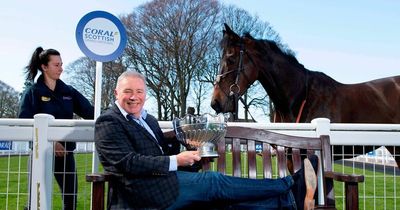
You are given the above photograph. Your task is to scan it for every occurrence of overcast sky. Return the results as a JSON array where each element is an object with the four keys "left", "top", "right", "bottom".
[{"left": 1, "top": 0, "right": 399, "bottom": 95}]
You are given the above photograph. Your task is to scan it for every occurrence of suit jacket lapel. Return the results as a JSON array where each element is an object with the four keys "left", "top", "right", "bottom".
[
  {"left": 136, "top": 121, "right": 160, "bottom": 145},
  {"left": 144, "top": 117, "right": 164, "bottom": 146},
  {"left": 115, "top": 106, "right": 163, "bottom": 153}
]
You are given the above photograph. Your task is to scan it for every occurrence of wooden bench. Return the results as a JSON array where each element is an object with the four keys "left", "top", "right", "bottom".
[{"left": 87, "top": 126, "right": 364, "bottom": 210}]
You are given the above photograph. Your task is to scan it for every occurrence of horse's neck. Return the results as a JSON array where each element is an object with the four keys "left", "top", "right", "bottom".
[
  {"left": 262, "top": 66, "right": 340, "bottom": 122},
  {"left": 260, "top": 64, "right": 307, "bottom": 107}
]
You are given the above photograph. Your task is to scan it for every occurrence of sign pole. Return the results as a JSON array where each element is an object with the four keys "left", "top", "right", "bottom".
[
  {"left": 94, "top": 61, "right": 102, "bottom": 118},
  {"left": 92, "top": 61, "right": 102, "bottom": 173}
]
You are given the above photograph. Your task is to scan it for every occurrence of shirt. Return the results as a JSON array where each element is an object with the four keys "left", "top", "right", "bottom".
[{"left": 114, "top": 101, "right": 177, "bottom": 171}]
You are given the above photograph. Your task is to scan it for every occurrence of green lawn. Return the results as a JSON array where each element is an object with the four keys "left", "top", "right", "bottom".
[
  {"left": 332, "top": 163, "right": 400, "bottom": 210},
  {"left": 0, "top": 153, "right": 399, "bottom": 210},
  {"left": 206, "top": 153, "right": 400, "bottom": 210},
  {"left": 0, "top": 153, "right": 95, "bottom": 210}
]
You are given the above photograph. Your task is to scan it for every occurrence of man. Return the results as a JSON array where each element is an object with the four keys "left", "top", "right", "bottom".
[{"left": 95, "top": 71, "right": 317, "bottom": 210}]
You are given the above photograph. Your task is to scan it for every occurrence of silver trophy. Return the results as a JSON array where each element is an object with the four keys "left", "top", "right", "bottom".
[{"left": 173, "top": 113, "right": 229, "bottom": 157}]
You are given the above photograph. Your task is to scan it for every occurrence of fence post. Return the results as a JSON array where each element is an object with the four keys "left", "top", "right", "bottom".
[
  {"left": 31, "top": 114, "right": 54, "bottom": 210},
  {"left": 312, "top": 118, "right": 331, "bottom": 136},
  {"left": 311, "top": 118, "right": 331, "bottom": 206}
]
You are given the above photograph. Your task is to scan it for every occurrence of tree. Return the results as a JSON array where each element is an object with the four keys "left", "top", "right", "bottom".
[
  {"left": 121, "top": 0, "right": 221, "bottom": 120},
  {"left": 65, "top": 57, "right": 127, "bottom": 111},
  {"left": 0, "top": 81, "right": 19, "bottom": 118},
  {"left": 65, "top": 57, "right": 96, "bottom": 103}
]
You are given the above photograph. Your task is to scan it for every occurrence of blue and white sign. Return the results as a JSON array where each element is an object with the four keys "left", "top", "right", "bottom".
[
  {"left": 0, "top": 141, "right": 12, "bottom": 150},
  {"left": 256, "top": 144, "right": 262, "bottom": 153},
  {"left": 76, "top": 11, "right": 127, "bottom": 62}
]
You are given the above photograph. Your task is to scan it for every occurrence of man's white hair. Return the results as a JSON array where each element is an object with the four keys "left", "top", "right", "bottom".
[{"left": 116, "top": 71, "right": 147, "bottom": 90}]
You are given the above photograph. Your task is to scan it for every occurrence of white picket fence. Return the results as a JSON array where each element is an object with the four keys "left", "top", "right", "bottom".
[{"left": 0, "top": 114, "right": 399, "bottom": 210}]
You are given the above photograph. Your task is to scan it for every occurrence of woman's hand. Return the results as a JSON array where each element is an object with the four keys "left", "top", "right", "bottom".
[{"left": 54, "top": 142, "right": 66, "bottom": 157}]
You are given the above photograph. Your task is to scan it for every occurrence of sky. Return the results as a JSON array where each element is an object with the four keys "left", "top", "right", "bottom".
[{"left": 1, "top": 0, "right": 399, "bottom": 94}]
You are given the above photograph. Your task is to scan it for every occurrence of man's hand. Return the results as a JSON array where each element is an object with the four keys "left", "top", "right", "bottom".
[
  {"left": 176, "top": 150, "right": 201, "bottom": 167},
  {"left": 54, "top": 142, "right": 66, "bottom": 157}
]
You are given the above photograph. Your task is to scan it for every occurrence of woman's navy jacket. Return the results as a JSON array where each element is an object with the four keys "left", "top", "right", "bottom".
[{"left": 18, "top": 75, "right": 94, "bottom": 151}]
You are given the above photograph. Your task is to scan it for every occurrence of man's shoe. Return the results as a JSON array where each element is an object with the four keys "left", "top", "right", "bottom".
[
  {"left": 304, "top": 158, "right": 317, "bottom": 210},
  {"left": 291, "top": 155, "right": 318, "bottom": 210}
]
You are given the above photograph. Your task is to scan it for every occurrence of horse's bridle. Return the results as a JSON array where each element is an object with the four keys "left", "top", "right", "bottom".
[
  {"left": 214, "top": 39, "right": 249, "bottom": 98},
  {"left": 213, "top": 38, "right": 255, "bottom": 120}
]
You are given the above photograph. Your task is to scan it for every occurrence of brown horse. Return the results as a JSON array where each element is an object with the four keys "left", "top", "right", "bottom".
[{"left": 211, "top": 24, "right": 400, "bottom": 166}]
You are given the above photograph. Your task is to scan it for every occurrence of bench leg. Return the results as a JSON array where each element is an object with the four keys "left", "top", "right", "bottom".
[
  {"left": 91, "top": 182, "right": 105, "bottom": 210},
  {"left": 345, "top": 182, "right": 359, "bottom": 210}
]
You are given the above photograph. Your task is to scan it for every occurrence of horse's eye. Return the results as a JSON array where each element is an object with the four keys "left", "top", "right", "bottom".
[{"left": 227, "top": 57, "right": 235, "bottom": 65}]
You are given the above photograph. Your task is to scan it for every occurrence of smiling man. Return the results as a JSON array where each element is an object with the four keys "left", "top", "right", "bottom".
[{"left": 94, "top": 70, "right": 317, "bottom": 210}]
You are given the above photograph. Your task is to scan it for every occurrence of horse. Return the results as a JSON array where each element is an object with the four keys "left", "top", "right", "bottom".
[{"left": 211, "top": 23, "right": 400, "bottom": 167}]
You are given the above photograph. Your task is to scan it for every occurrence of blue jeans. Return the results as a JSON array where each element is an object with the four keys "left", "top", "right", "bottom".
[{"left": 166, "top": 171, "right": 297, "bottom": 210}]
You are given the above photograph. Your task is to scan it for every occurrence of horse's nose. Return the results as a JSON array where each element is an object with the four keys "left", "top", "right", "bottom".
[{"left": 211, "top": 100, "right": 221, "bottom": 113}]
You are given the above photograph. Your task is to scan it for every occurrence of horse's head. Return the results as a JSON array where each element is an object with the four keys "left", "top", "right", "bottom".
[{"left": 211, "top": 24, "right": 259, "bottom": 114}]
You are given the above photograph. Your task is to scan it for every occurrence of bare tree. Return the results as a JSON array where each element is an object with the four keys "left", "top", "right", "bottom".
[
  {"left": 65, "top": 57, "right": 96, "bottom": 103},
  {"left": 0, "top": 81, "right": 19, "bottom": 118},
  {"left": 190, "top": 78, "right": 208, "bottom": 115},
  {"left": 241, "top": 81, "right": 270, "bottom": 122},
  {"left": 65, "top": 57, "right": 127, "bottom": 111},
  {"left": 221, "top": 5, "right": 284, "bottom": 46},
  {"left": 122, "top": 0, "right": 221, "bottom": 120}
]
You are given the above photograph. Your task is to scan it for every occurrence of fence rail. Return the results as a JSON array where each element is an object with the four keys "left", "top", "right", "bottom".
[{"left": 0, "top": 114, "right": 399, "bottom": 210}]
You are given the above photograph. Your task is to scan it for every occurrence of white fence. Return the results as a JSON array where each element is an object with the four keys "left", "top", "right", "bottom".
[{"left": 0, "top": 114, "right": 399, "bottom": 209}]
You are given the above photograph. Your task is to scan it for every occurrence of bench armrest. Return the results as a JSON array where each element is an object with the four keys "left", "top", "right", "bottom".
[
  {"left": 323, "top": 171, "right": 364, "bottom": 210},
  {"left": 86, "top": 173, "right": 111, "bottom": 210},
  {"left": 324, "top": 171, "right": 364, "bottom": 183},
  {"left": 86, "top": 173, "right": 111, "bottom": 182}
]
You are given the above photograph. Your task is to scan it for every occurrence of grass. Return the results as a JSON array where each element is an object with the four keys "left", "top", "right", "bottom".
[
  {"left": 332, "top": 163, "right": 400, "bottom": 210},
  {"left": 0, "top": 153, "right": 399, "bottom": 210},
  {"left": 0, "top": 153, "right": 95, "bottom": 210},
  {"left": 206, "top": 153, "right": 400, "bottom": 210}
]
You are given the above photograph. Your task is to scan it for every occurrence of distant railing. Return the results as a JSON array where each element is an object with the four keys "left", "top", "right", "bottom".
[{"left": 0, "top": 114, "right": 399, "bottom": 209}]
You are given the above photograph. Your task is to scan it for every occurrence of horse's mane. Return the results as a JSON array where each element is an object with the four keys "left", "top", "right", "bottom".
[
  {"left": 220, "top": 30, "right": 312, "bottom": 74},
  {"left": 241, "top": 33, "right": 341, "bottom": 88},
  {"left": 243, "top": 33, "right": 301, "bottom": 67}
]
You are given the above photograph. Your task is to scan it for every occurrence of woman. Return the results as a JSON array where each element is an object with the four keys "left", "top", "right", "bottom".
[{"left": 19, "top": 47, "right": 94, "bottom": 210}]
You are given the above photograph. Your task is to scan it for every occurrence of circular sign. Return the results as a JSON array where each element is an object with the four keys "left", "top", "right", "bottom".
[{"left": 76, "top": 11, "right": 127, "bottom": 62}]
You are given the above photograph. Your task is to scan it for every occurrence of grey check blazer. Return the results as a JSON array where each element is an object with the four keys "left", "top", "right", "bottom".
[{"left": 95, "top": 105, "right": 180, "bottom": 209}]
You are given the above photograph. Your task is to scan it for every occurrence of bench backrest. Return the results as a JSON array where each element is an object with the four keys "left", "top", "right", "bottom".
[{"left": 186, "top": 126, "right": 334, "bottom": 206}]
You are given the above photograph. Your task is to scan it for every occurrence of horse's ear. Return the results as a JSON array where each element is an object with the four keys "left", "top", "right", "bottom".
[
  {"left": 223, "top": 23, "right": 241, "bottom": 41},
  {"left": 224, "top": 23, "right": 234, "bottom": 34}
]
